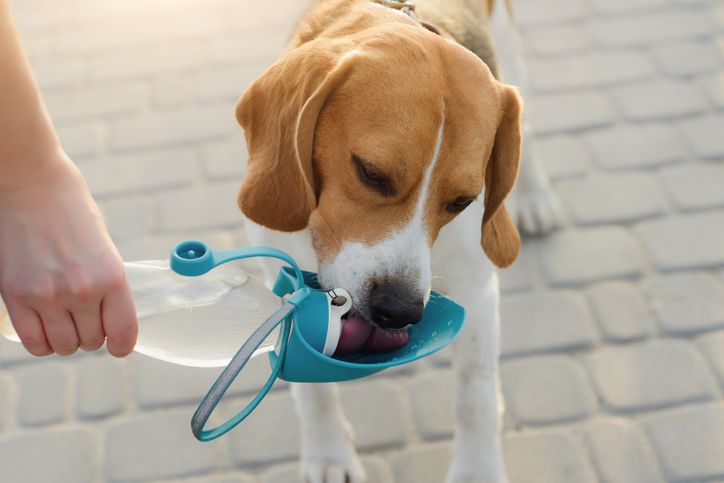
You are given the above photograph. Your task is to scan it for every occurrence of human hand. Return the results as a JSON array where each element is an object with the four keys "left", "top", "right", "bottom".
[{"left": 0, "top": 150, "right": 138, "bottom": 357}]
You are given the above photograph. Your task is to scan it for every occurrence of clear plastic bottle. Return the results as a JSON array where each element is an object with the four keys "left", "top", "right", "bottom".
[{"left": 0, "top": 261, "right": 281, "bottom": 368}]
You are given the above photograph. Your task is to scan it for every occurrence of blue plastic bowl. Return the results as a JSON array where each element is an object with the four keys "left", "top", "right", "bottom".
[{"left": 171, "top": 240, "right": 465, "bottom": 441}]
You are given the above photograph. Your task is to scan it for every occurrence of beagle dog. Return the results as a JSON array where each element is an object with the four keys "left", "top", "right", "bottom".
[{"left": 238, "top": 0, "right": 558, "bottom": 481}]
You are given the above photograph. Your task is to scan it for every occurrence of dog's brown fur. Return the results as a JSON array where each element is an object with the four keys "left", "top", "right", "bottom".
[{"left": 236, "top": 0, "right": 522, "bottom": 268}]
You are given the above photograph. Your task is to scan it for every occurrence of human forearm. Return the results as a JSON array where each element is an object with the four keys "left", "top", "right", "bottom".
[{"left": 0, "top": 0, "right": 62, "bottom": 190}]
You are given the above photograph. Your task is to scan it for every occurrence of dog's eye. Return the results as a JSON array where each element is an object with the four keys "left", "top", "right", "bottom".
[
  {"left": 352, "top": 154, "right": 396, "bottom": 197},
  {"left": 446, "top": 196, "right": 476, "bottom": 213}
]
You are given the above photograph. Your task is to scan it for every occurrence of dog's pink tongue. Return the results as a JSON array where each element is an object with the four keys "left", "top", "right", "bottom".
[
  {"left": 335, "top": 315, "right": 373, "bottom": 354},
  {"left": 335, "top": 315, "right": 410, "bottom": 355}
]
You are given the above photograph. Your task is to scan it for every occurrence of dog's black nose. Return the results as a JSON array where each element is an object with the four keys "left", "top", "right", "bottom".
[{"left": 369, "top": 283, "right": 423, "bottom": 329}]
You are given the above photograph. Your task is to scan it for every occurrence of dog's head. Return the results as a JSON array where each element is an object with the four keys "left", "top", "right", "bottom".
[{"left": 236, "top": 25, "right": 521, "bottom": 329}]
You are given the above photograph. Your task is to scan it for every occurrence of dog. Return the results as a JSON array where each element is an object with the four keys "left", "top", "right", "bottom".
[{"left": 237, "top": 0, "right": 559, "bottom": 481}]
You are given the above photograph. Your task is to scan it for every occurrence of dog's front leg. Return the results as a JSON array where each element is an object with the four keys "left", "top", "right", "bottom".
[
  {"left": 446, "top": 276, "right": 508, "bottom": 483},
  {"left": 292, "top": 383, "right": 366, "bottom": 483},
  {"left": 243, "top": 221, "right": 365, "bottom": 483},
  {"left": 432, "top": 206, "right": 508, "bottom": 483}
]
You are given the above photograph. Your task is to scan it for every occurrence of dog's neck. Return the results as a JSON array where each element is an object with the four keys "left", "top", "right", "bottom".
[{"left": 291, "top": 0, "right": 436, "bottom": 48}]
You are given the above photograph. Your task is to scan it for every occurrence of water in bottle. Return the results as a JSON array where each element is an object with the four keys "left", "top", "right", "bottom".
[{"left": 0, "top": 260, "right": 281, "bottom": 368}]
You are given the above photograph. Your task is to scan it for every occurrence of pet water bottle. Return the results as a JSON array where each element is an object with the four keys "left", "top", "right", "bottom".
[{"left": 0, "top": 259, "right": 282, "bottom": 368}]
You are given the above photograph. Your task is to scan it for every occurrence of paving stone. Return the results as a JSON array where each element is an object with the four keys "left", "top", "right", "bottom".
[
  {"left": 537, "top": 227, "right": 645, "bottom": 286},
  {"left": 501, "top": 291, "right": 598, "bottom": 357},
  {"left": 585, "top": 281, "right": 656, "bottom": 343},
  {"left": 588, "top": 10, "right": 715, "bottom": 47},
  {"left": 643, "top": 272, "right": 724, "bottom": 336},
  {"left": 100, "top": 196, "right": 155, "bottom": 243},
  {"left": 652, "top": 41, "right": 722, "bottom": 77},
  {"left": 0, "top": 428, "right": 97, "bottom": 483},
  {"left": 644, "top": 404, "right": 724, "bottom": 481},
  {"left": 45, "top": 83, "right": 145, "bottom": 123},
  {"left": 523, "top": 24, "right": 593, "bottom": 56},
  {"left": 426, "top": 345, "right": 453, "bottom": 368},
  {"left": 57, "top": 122, "right": 101, "bottom": 160},
  {"left": 530, "top": 91, "right": 616, "bottom": 135},
  {"left": 697, "top": 331, "right": 724, "bottom": 388},
  {"left": 557, "top": 173, "right": 668, "bottom": 225},
  {"left": 206, "top": 31, "right": 289, "bottom": 65},
  {"left": 78, "top": 149, "right": 197, "bottom": 198},
  {"left": 660, "top": 164, "right": 724, "bottom": 211},
  {"left": 159, "top": 473, "right": 255, "bottom": 483},
  {"left": 585, "top": 418, "right": 663, "bottom": 483},
  {"left": 340, "top": 381, "right": 408, "bottom": 450},
  {"left": 537, "top": 134, "right": 591, "bottom": 180},
  {"left": 716, "top": 5, "right": 724, "bottom": 29},
  {"left": 194, "top": 65, "right": 268, "bottom": 104},
  {"left": 88, "top": 46, "right": 209, "bottom": 83},
  {"left": 504, "top": 430, "right": 597, "bottom": 483},
  {"left": 48, "top": 22, "right": 161, "bottom": 56},
  {"left": 165, "top": 12, "right": 226, "bottom": 41},
  {"left": 109, "top": 105, "right": 234, "bottom": 151},
  {"left": 14, "top": 363, "right": 68, "bottom": 426},
  {"left": 201, "top": 136, "right": 248, "bottom": 180},
  {"left": 227, "top": 391, "right": 300, "bottom": 468},
  {"left": 0, "top": 335, "right": 35, "bottom": 365},
  {"left": 13, "top": 6, "right": 69, "bottom": 35},
  {"left": 76, "top": 355, "right": 125, "bottom": 419},
  {"left": 65, "top": 0, "right": 148, "bottom": 24},
  {"left": 32, "top": 59, "right": 82, "bottom": 91},
  {"left": 152, "top": 77, "right": 191, "bottom": 108},
  {"left": 407, "top": 370, "right": 454, "bottom": 440},
  {"left": 588, "top": 0, "right": 667, "bottom": 14},
  {"left": 499, "top": 249, "right": 534, "bottom": 293},
  {"left": 635, "top": 212, "right": 724, "bottom": 271},
  {"left": 529, "top": 52, "right": 655, "bottom": 92},
  {"left": 391, "top": 443, "right": 451, "bottom": 483},
  {"left": 610, "top": 79, "right": 708, "bottom": 121},
  {"left": 155, "top": 182, "right": 243, "bottom": 231},
  {"left": 584, "top": 123, "right": 687, "bottom": 170},
  {"left": 679, "top": 114, "right": 724, "bottom": 159},
  {"left": 0, "top": 374, "right": 11, "bottom": 431},
  {"left": 700, "top": 71, "right": 724, "bottom": 109},
  {"left": 261, "top": 457, "right": 394, "bottom": 483},
  {"left": 116, "top": 230, "right": 233, "bottom": 260},
  {"left": 105, "top": 408, "right": 219, "bottom": 481},
  {"left": 586, "top": 340, "right": 717, "bottom": 412},
  {"left": 501, "top": 356, "right": 596, "bottom": 425},
  {"left": 132, "top": 352, "right": 279, "bottom": 409}
]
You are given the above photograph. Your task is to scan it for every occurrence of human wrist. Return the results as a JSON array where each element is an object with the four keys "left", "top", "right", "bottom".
[{"left": 0, "top": 144, "right": 78, "bottom": 192}]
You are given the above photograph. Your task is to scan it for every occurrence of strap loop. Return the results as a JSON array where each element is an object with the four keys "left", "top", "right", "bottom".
[{"left": 191, "top": 301, "right": 295, "bottom": 441}]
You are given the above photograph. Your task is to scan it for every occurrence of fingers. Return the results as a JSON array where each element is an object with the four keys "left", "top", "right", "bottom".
[
  {"left": 3, "top": 298, "right": 52, "bottom": 356},
  {"left": 2, "top": 271, "right": 133, "bottom": 358},
  {"left": 70, "top": 303, "right": 105, "bottom": 351},
  {"left": 101, "top": 278, "right": 137, "bottom": 358},
  {"left": 38, "top": 307, "right": 79, "bottom": 356}
]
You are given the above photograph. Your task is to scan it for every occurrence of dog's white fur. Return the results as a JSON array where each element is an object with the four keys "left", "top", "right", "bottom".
[
  {"left": 244, "top": 1, "right": 558, "bottom": 481},
  {"left": 318, "top": 116, "right": 445, "bottom": 310}
]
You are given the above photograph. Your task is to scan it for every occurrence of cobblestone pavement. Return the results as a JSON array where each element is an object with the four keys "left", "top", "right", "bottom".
[{"left": 1, "top": 0, "right": 724, "bottom": 481}]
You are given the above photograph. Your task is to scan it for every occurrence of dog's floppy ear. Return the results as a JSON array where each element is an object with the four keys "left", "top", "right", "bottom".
[
  {"left": 236, "top": 40, "right": 357, "bottom": 231},
  {"left": 481, "top": 85, "right": 522, "bottom": 268}
]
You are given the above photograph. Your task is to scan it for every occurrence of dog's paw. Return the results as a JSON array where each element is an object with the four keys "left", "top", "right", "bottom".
[
  {"left": 301, "top": 459, "right": 366, "bottom": 483},
  {"left": 299, "top": 432, "right": 366, "bottom": 483},
  {"left": 445, "top": 453, "right": 508, "bottom": 483},
  {"left": 508, "top": 185, "right": 561, "bottom": 237}
]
